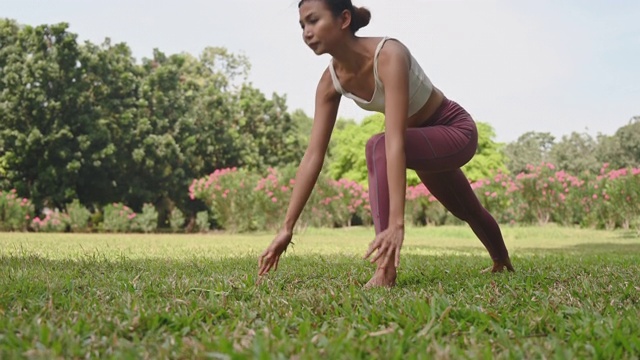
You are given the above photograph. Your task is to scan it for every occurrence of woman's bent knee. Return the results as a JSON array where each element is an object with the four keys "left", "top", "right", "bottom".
[{"left": 366, "top": 133, "right": 385, "bottom": 161}]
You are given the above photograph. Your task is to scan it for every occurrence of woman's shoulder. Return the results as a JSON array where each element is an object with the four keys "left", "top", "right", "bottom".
[
  {"left": 315, "top": 66, "right": 342, "bottom": 100},
  {"left": 376, "top": 37, "right": 411, "bottom": 64}
]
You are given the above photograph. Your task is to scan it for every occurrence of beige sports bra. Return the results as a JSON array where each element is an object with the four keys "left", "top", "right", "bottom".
[{"left": 328, "top": 37, "right": 434, "bottom": 117}]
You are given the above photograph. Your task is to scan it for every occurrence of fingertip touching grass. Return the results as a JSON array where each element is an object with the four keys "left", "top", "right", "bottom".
[{"left": 1, "top": 226, "right": 639, "bottom": 359}]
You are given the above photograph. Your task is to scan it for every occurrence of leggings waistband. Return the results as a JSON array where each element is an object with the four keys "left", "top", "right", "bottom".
[{"left": 419, "top": 97, "right": 470, "bottom": 127}]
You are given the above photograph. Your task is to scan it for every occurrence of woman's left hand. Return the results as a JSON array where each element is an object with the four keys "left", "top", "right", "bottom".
[{"left": 363, "top": 225, "right": 404, "bottom": 269}]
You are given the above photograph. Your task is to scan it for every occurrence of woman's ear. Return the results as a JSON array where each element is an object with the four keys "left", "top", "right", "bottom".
[{"left": 339, "top": 9, "right": 352, "bottom": 31}]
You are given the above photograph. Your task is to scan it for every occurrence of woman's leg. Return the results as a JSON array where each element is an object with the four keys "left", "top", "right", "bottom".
[
  {"left": 415, "top": 169, "right": 511, "bottom": 268},
  {"left": 365, "top": 112, "right": 512, "bottom": 277},
  {"left": 365, "top": 120, "right": 477, "bottom": 235}
]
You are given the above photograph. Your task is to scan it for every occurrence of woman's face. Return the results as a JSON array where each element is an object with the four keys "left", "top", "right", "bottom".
[{"left": 299, "top": 1, "right": 348, "bottom": 55}]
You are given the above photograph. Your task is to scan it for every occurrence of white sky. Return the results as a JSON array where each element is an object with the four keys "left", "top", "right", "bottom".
[{"left": 3, "top": 0, "right": 639, "bottom": 142}]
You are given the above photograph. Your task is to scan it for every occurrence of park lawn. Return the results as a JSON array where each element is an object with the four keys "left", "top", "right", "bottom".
[{"left": 0, "top": 226, "right": 639, "bottom": 359}]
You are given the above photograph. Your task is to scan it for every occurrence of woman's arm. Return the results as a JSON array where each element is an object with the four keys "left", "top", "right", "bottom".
[
  {"left": 377, "top": 41, "right": 411, "bottom": 229},
  {"left": 259, "top": 69, "right": 340, "bottom": 277},
  {"left": 363, "top": 40, "right": 411, "bottom": 269},
  {"left": 281, "top": 68, "right": 341, "bottom": 233}
]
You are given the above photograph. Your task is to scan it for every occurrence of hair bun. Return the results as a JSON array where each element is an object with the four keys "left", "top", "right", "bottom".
[{"left": 350, "top": 6, "right": 371, "bottom": 33}]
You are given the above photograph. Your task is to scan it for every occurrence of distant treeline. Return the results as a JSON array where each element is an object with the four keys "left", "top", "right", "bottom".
[{"left": 1, "top": 19, "right": 638, "bottom": 229}]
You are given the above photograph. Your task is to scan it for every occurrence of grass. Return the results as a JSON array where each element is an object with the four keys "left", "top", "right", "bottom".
[{"left": 1, "top": 225, "right": 639, "bottom": 359}]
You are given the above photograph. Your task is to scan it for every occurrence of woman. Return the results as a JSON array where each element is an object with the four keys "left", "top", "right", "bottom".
[{"left": 258, "top": 0, "right": 514, "bottom": 287}]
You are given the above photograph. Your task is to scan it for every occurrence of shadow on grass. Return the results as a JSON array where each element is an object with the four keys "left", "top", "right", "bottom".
[
  {"left": 405, "top": 242, "right": 640, "bottom": 257},
  {"left": 3, "top": 246, "right": 637, "bottom": 296}
]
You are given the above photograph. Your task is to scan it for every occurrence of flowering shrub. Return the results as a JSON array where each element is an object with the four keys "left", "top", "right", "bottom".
[
  {"left": 31, "top": 209, "right": 69, "bottom": 232},
  {"left": 0, "top": 189, "right": 34, "bottom": 231},
  {"left": 190, "top": 168, "right": 373, "bottom": 231},
  {"left": 190, "top": 167, "right": 259, "bottom": 232},
  {"left": 253, "top": 167, "right": 291, "bottom": 231},
  {"left": 406, "top": 184, "right": 440, "bottom": 225},
  {"left": 191, "top": 164, "right": 640, "bottom": 232},
  {"left": 327, "top": 179, "right": 370, "bottom": 227},
  {"left": 588, "top": 166, "right": 640, "bottom": 229},
  {"left": 8, "top": 163, "right": 640, "bottom": 234},
  {"left": 102, "top": 203, "right": 136, "bottom": 232}
]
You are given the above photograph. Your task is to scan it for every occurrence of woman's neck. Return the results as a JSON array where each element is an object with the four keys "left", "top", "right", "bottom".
[{"left": 330, "top": 36, "right": 372, "bottom": 75}]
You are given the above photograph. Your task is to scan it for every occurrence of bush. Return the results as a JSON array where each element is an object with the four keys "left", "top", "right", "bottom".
[
  {"left": 195, "top": 211, "right": 209, "bottom": 233},
  {"left": 169, "top": 207, "right": 185, "bottom": 233},
  {"left": 134, "top": 203, "right": 158, "bottom": 233},
  {"left": 0, "top": 189, "right": 34, "bottom": 231},
  {"left": 102, "top": 203, "right": 136, "bottom": 233},
  {"left": 190, "top": 168, "right": 259, "bottom": 232},
  {"left": 66, "top": 200, "right": 91, "bottom": 232},
  {"left": 191, "top": 164, "right": 640, "bottom": 232},
  {"left": 190, "top": 168, "right": 372, "bottom": 231},
  {"left": 31, "top": 209, "right": 69, "bottom": 232}
]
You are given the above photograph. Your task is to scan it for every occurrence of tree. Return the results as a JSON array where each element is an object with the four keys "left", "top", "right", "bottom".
[
  {"left": 462, "top": 122, "right": 507, "bottom": 181},
  {"left": 0, "top": 20, "right": 99, "bottom": 208},
  {"left": 503, "top": 131, "right": 555, "bottom": 174},
  {"left": 595, "top": 133, "right": 624, "bottom": 169},
  {"left": 0, "top": 20, "right": 305, "bottom": 217},
  {"left": 549, "top": 132, "right": 599, "bottom": 174},
  {"left": 613, "top": 117, "right": 640, "bottom": 168},
  {"left": 328, "top": 113, "right": 385, "bottom": 185},
  {"left": 291, "top": 108, "right": 313, "bottom": 142}
]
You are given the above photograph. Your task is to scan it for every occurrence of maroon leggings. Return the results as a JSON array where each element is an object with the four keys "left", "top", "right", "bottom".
[{"left": 365, "top": 98, "right": 509, "bottom": 261}]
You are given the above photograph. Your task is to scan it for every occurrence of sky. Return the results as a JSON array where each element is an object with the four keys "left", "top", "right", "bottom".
[{"left": 3, "top": 0, "right": 639, "bottom": 142}]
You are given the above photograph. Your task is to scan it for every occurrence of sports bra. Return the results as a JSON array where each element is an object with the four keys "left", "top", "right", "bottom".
[{"left": 328, "top": 37, "right": 434, "bottom": 117}]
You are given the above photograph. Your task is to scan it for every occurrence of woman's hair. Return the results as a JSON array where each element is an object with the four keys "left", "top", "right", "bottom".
[{"left": 298, "top": 0, "right": 371, "bottom": 34}]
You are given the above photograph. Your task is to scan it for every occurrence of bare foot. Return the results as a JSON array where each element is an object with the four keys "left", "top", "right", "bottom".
[
  {"left": 481, "top": 258, "right": 515, "bottom": 273},
  {"left": 364, "top": 267, "right": 397, "bottom": 288}
]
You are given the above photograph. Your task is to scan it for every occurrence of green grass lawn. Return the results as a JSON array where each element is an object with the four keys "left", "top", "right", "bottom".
[{"left": 1, "top": 226, "right": 639, "bottom": 359}]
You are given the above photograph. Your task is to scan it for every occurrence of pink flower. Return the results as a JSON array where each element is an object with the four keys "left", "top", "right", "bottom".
[
  {"left": 592, "top": 194, "right": 598, "bottom": 199},
  {"left": 271, "top": 197, "right": 277, "bottom": 203}
]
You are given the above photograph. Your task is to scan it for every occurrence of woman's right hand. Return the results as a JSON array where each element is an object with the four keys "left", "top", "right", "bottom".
[{"left": 257, "top": 230, "right": 293, "bottom": 277}]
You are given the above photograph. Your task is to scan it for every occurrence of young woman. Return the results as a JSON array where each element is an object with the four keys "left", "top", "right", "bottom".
[{"left": 258, "top": 0, "right": 514, "bottom": 287}]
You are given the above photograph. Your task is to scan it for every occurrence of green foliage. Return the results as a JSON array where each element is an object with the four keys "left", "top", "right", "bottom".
[
  {"left": 549, "top": 132, "right": 599, "bottom": 174},
  {"left": 328, "top": 113, "right": 384, "bottom": 185},
  {"left": 134, "top": 203, "right": 158, "bottom": 233},
  {"left": 0, "top": 19, "right": 305, "bottom": 216},
  {"left": 0, "top": 189, "right": 34, "bottom": 231},
  {"left": 503, "top": 131, "right": 555, "bottom": 174},
  {"left": 102, "top": 203, "right": 135, "bottom": 233},
  {"left": 65, "top": 200, "right": 91, "bottom": 232},
  {"left": 169, "top": 207, "right": 185, "bottom": 233},
  {"left": 462, "top": 122, "right": 508, "bottom": 181},
  {"left": 195, "top": 211, "right": 210, "bottom": 233},
  {"left": 596, "top": 117, "right": 640, "bottom": 169}
]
